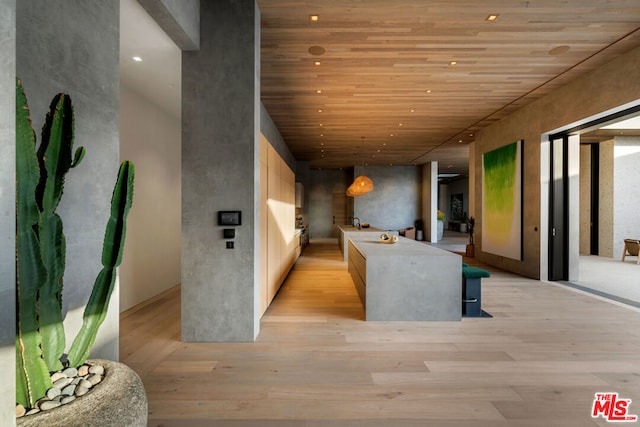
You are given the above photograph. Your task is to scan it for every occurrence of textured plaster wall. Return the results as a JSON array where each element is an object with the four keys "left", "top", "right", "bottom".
[
  {"left": 261, "top": 103, "right": 295, "bottom": 171},
  {"left": 353, "top": 166, "right": 421, "bottom": 231},
  {"left": 309, "top": 169, "right": 351, "bottom": 237},
  {"left": 182, "top": 0, "right": 260, "bottom": 341},
  {"left": 613, "top": 136, "right": 640, "bottom": 259},
  {"left": 119, "top": 84, "right": 182, "bottom": 311},
  {"left": 599, "top": 139, "right": 614, "bottom": 258},
  {"left": 16, "top": 0, "right": 121, "bottom": 358},
  {"left": 137, "top": 0, "right": 200, "bottom": 50},
  {"left": 579, "top": 144, "right": 592, "bottom": 255},
  {"left": 0, "top": 1, "right": 15, "bottom": 424},
  {"left": 473, "top": 45, "right": 640, "bottom": 279}
]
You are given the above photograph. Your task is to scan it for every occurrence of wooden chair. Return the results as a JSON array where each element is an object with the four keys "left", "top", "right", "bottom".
[{"left": 622, "top": 239, "right": 640, "bottom": 264}]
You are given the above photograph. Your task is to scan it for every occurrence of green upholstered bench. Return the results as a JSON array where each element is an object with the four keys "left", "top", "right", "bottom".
[{"left": 462, "top": 265, "right": 490, "bottom": 317}]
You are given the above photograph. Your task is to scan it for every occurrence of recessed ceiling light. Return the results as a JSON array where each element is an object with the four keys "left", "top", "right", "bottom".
[
  {"left": 319, "top": 123, "right": 323, "bottom": 127},
  {"left": 449, "top": 61, "right": 457, "bottom": 66},
  {"left": 486, "top": 14, "right": 499, "bottom": 22},
  {"left": 318, "top": 109, "right": 323, "bottom": 113},
  {"left": 377, "top": 149, "right": 381, "bottom": 152},
  {"left": 459, "top": 140, "right": 463, "bottom": 143},
  {"left": 390, "top": 134, "right": 394, "bottom": 137},
  {"left": 132, "top": 56, "right": 142, "bottom": 62},
  {"left": 383, "top": 142, "right": 387, "bottom": 146},
  {"left": 425, "top": 89, "right": 432, "bottom": 93},
  {"left": 316, "top": 89, "right": 322, "bottom": 94},
  {"left": 309, "top": 15, "right": 319, "bottom": 22},
  {"left": 314, "top": 61, "right": 321, "bottom": 66},
  {"left": 398, "top": 123, "right": 403, "bottom": 127},
  {"left": 410, "top": 109, "right": 415, "bottom": 113}
]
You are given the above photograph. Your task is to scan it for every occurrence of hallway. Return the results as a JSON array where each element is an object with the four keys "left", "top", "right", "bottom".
[{"left": 121, "top": 239, "right": 640, "bottom": 426}]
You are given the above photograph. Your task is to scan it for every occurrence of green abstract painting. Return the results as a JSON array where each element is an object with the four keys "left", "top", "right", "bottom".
[{"left": 482, "top": 140, "right": 522, "bottom": 260}]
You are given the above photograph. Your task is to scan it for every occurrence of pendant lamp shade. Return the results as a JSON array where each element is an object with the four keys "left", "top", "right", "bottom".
[{"left": 346, "top": 175, "right": 374, "bottom": 197}]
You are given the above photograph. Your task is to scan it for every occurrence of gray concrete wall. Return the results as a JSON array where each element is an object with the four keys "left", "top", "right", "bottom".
[
  {"left": 261, "top": 102, "right": 295, "bottom": 171},
  {"left": 353, "top": 165, "right": 421, "bottom": 231},
  {"left": 16, "top": 0, "right": 121, "bottom": 358},
  {"left": 473, "top": 45, "right": 640, "bottom": 279},
  {"left": 309, "top": 169, "right": 351, "bottom": 238},
  {"left": 182, "top": 0, "right": 260, "bottom": 341},
  {"left": 137, "top": 0, "right": 199, "bottom": 50},
  {"left": 0, "top": 1, "right": 15, "bottom": 424}
]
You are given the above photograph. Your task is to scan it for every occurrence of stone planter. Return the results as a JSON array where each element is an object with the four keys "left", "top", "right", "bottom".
[
  {"left": 437, "top": 220, "right": 444, "bottom": 241},
  {"left": 17, "top": 360, "right": 147, "bottom": 427}
]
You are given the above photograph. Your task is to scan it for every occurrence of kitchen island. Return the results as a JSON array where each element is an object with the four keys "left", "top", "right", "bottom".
[
  {"left": 347, "top": 234, "right": 461, "bottom": 321},
  {"left": 337, "top": 224, "right": 386, "bottom": 261}
]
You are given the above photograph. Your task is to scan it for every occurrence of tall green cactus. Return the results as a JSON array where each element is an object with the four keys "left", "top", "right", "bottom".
[
  {"left": 67, "top": 161, "right": 135, "bottom": 367},
  {"left": 15, "top": 79, "right": 135, "bottom": 409}
]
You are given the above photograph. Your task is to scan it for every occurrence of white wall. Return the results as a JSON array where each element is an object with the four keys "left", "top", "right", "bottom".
[{"left": 119, "top": 83, "right": 182, "bottom": 311}]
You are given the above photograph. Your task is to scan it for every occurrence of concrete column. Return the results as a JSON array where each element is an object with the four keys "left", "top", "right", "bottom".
[
  {"left": 0, "top": 1, "right": 16, "bottom": 424},
  {"left": 422, "top": 162, "right": 438, "bottom": 242},
  {"left": 182, "top": 0, "right": 261, "bottom": 341}
]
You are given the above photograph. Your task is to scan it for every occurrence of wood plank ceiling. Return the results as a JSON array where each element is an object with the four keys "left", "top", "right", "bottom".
[{"left": 258, "top": 0, "right": 640, "bottom": 174}]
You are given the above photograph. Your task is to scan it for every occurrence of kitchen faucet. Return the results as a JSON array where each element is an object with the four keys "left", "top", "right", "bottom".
[{"left": 352, "top": 217, "right": 361, "bottom": 230}]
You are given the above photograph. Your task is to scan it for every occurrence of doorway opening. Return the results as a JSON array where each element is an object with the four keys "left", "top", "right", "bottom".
[
  {"left": 119, "top": 0, "right": 182, "bottom": 314},
  {"left": 542, "top": 102, "right": 640, "bottom": 305}
]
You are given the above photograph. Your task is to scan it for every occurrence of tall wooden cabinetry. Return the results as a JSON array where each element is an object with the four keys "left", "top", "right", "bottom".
[{"left": 260, "top": 135, "right": 298, "bottom": 316}]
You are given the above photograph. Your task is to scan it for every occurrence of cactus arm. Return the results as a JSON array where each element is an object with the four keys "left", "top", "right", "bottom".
[
  {"left": 15, "top": 79, "right": 52, "bottom": 408},
  {"left": 72, "top": 146, "right": 85, "bottom": 168},
  {"left": 67, "top": 161, "right": 134, "bottom": 367},
  {"left": 36, "top": 93, "right": 79, "bottom": 371}
]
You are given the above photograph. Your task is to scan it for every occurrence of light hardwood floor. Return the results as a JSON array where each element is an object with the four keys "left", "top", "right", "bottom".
[{"left": 120, "top": 239, "right": 640, "bottom": 427}]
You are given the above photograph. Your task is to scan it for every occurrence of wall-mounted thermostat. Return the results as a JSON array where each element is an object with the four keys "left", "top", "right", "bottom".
[{"left": 218, "top": 210, "right": 241, "bottom": 226}]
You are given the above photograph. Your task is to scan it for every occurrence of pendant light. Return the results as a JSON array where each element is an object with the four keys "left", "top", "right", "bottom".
[
  {"left": 346, "top": 175, "right": 374, "bottom": 196},
  {"left": 346, "top": 137, "right": 374, "bottom": 197}
]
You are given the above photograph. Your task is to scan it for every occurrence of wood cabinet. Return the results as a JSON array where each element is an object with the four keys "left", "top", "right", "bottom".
[{"left": 260, "top": 135, "right": 298, "bottom": 315}]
